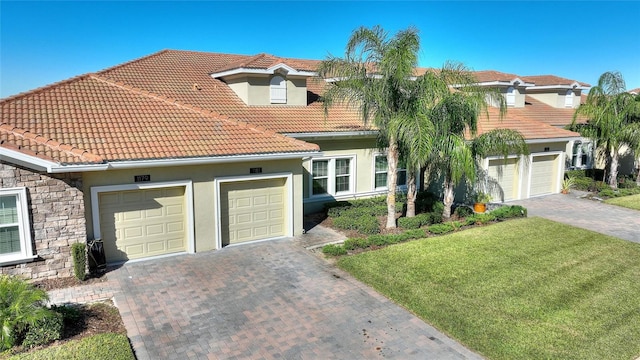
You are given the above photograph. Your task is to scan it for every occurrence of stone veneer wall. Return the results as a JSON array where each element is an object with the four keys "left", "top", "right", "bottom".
[{"left": 0, "top": 161, "right": 85, "bottom": 280}]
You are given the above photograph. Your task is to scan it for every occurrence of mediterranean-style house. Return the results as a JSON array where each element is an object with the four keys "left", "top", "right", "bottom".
[{"left": 1, "top": 50, "right": 589, "bottom": 279}]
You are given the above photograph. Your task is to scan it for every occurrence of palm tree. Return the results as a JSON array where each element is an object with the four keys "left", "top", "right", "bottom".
[
  {"left": 317, "top": 26, "right": 421, "bottom": 228},
  {"left": 573, "top": 71, "right": 640, "bottom": 188}
]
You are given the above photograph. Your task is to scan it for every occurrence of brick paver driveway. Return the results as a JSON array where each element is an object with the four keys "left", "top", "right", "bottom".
[
  {"left": 109, "top": 238, "right": 481, "bottom": 360},
  {"left": 512, "top": 193, "right": 640, "bottom": 243}
]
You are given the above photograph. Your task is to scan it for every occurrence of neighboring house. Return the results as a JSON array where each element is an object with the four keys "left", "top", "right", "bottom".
[{"left": 1, "top": 50, "right": 585, "bottom": 279}]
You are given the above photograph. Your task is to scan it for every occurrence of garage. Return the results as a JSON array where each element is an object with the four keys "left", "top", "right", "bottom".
[
  {"left": 487, "top": 158, "right": 519, "bottom": 201},
  {"left": 220, "top": 178, "right": 287, "bottom": 246},
  {"left": 98, "top": 186, "right": 187, "bottom": 263},
  {"left": 529, "top": 155, "right": 558, "bottom": 196}
]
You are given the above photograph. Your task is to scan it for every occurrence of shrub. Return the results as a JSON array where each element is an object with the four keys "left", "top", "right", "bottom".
[
  {"left": 8, "top": 333, "right": 135, "bottom": 360},
  {"left": 491, "top": 205, "right": 527, "bottom": 219},
  {"left": 471, "top": 213, "right": 497, "bottom": 225},
  {"left": 71, "top": 242, "right": 87, "bottom": 281},
  {"left": 402, "top": 229, "right": 427, "bottom": 240},
  {"left": 454, "top": 206, "right": 474, "bottom": 218},
  {"left": 0, "top": 276, "right": 52, "bottom": 350},
  {"left": 572, "top": 176, "right": 594, "bottom": 191},
  {"left": 332, "top": 215, "right": 380, "bottom": 235},
  {"left": 565, "top": 169, "right": 587, "bottom": 179},
  {"left": 322, "top": 244, "right": 347, "bottom": 256},
  {"left": 429, "top": 204, "right": 444, "bottom": 224},
  {"left": 21, "top": 311, "right": 63, "bottom": 348},
  {"left": 415, "top": 191, "right": 439, "bottom": 213},
  {"left": 427, "top": 223, "right": 454, "bottom": 234},
  {"left": 343, "top": 238, "right": 371, "bottom": 250}
]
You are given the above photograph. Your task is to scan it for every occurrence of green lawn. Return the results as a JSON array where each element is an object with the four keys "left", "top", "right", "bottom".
[
  {"left": 338, "top": 217, "right": 640, "bottom": 360},
  {"left": 604, "top": 193, "right": 640, "bottom": 210}
]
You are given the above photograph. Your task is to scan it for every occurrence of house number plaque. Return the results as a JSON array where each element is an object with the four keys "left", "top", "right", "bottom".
[{"left": 134, "top": 174, "right": 151, "bottom": 182}]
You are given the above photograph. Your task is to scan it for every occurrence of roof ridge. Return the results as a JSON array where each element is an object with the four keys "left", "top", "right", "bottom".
[
  {"left": 88, "top": 75, "right": 318, "bottom": 151},
  {"left": 96, "top": 49, "right": 170, "bottom": 75},
  {"left": 0, "top": 123, "right": 103, "bottom": 163},
  {"left": 0, "top": 73, "right": 94, "bottom": 103}
]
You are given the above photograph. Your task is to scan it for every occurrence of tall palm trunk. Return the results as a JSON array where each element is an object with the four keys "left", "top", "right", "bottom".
[
  {"left": 442, "top": 175, "right": 455, "bottom": 219},
  {"left": 386, "top": 139, "right": 399, "bottom": 228},
  {"left": 636, "top": 157, "right": 640, "bottom": 187},
  {"left": 609, "top": 147, "right": 620, "bottom": 189},
  {"left": 406, "top": 167, "right": 417, "bottom": 218}
]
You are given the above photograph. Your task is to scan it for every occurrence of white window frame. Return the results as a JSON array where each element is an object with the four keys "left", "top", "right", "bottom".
[
  {"left": 270, "top": 75, "right": 287, "bottom": 104},
  {"left": 309, "top": 156, "right": 356, "bottom": 197},
  {"left": 506, "top": 86, "right": 516, "bottom": 107},
  {"left": 571, "top": 140, "right": 593, "bottom": 169},
  {"left": 0, "top": 187, "right": 36, "bottom": 265},
  {"left": 564, "top": 89, "right": 574, "bottom": 108},
  {"left": 373, "top": 154, "right": 407, "bottom": 191}
]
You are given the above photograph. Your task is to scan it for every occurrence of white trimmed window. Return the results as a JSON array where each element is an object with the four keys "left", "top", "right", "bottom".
[
  {"left": 311, "top": 157, "right": 354, "bottom": 196},
  {"left": 270, "top": 75, "right": 287, "bottom": 104},
  {"left": 506, "top": 86, "right": 516, "bottom": 107},
  {"left": 374, "top": 155, "right": 407, "bottom": 190},
  {"left": 571, "top": 140, "right": 593, "bottom": 169},
  {"left": 565, "top": 90, "right": 574, "bottom": 108},
  {"left": 0, "top": 188, "right": 34, "bottom": 265}
]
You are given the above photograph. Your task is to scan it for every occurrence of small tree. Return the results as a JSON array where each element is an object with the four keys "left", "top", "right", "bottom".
[
  {"left": 0, "top": 275, "right": 53, "bottom": 350},
  {"left": 573, "top": 71, "right": 640, "bottom": 188}
]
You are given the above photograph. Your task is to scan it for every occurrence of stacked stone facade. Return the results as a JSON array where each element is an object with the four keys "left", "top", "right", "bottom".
[{"left": 0, "top": 161, "right": 85, "bottom": 280}]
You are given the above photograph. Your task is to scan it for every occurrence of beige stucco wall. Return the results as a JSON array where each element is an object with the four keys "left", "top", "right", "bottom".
[
  {"left": 301, "top": 137, "right": 381, "bottom": 214},
  {"left": 501, "top": 86, "right": 526, "bottom": 108},
  {"left": 528, "top": 90, "right": 580, "bottom": 109},
  {"left": 226, "top": 75, "right": 307, "bottom": 106},
  {"left": 82, "top": 158, "right": 304, "bottom": 253}
]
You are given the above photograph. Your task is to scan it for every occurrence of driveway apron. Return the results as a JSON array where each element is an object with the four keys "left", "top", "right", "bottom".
[
  {"left": 110, "top": 238, "right": 482, "bottom": 360},
  {"left": 512, "top": 193, "right": 640, "bottom": 243}
]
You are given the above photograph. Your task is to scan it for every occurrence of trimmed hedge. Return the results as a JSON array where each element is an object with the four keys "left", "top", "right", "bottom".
[
  {"left": 454, "top": 205, "right": 474, "bottom": 218},
  {"left": 321, "top": 229, "right": 428, "bottom": 256},
  {"left": 8, "top": 333, "right": 134, "bottom": 360},
  {"left": 490, "top": 205, "right": 527, "bottom": 219},
  {"left": 427, "top": 223, "right": 455, "bottom": 234},
  {"left": 332, "top": 215, "right": 380, "bottom": 235}
]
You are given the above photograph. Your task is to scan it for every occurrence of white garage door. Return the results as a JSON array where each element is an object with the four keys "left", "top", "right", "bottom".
[
  {"left": 99, "top": 187, "right": 186, "bottom": 263},
  {"left": 488, "top": 158, "right": 518, "bottom": 201},
  {"left": 530, "top": 155, "right": 557, "bottom": 196},
  {"left": 220, "top": 178, "right": 286, "bottom": 245}
]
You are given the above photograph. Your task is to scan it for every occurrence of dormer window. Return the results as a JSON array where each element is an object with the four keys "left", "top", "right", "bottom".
[
  {"left": 506, "top": 86, "right": 516, "bottom": 107},
  {"left": 270, "top": 76, "right": 287, "bottom": 104},
  {"left": 564, "top": 90, "right": 574, "bottom": 108}
]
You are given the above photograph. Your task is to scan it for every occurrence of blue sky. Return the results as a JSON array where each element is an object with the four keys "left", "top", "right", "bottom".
[{"left": 1, "top": 1, "right": 639, "bottom": 98}]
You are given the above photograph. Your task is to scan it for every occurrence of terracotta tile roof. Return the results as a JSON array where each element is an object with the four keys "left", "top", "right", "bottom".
[
  {"left": 522, "top": 75, "right": 590, "bottom": 88},
  {"left": 629, "top": 88, "right": 640, "bottom": 95},
  {"left": 473, "top": 107, "right": 581, "bottom": 141},
  {"left": 474, "top": 70, "right": 522, "bottom": 83},
  {"left": 1, "top": 73, "right": 318, "bottom": 165},
  {"left": 97, "top": 50, "right": 367, "bottom": 134},
  {"left": 2, "top": 49, "right": 589, "bottom": 166},
  {"left": 507, "top": 96, "right": 588, "bottom": 127}
]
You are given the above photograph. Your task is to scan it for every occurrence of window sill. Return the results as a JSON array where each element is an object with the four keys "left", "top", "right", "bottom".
[{"left": 0, "top": 255, "right": 38, "bottom": 267}]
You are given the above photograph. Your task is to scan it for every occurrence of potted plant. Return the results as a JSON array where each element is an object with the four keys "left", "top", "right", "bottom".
[
  {"left": 561, "top": 176, "right": 575, "bottom": 194},
  {"left": 473, "top": 192, "right": 492, "bottom": 213}
]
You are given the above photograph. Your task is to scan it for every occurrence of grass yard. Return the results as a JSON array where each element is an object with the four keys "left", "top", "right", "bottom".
[
  {"left": 604, "top": 194, "right": 640, "bottom": 210},
  {"left": 338, "top": 217, "right": 640, "bottom": 360}
]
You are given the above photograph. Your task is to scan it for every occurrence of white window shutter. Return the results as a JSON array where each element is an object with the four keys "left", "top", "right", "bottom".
[{"left": 270, "top": 76, "right": 287, "bottom": 104}]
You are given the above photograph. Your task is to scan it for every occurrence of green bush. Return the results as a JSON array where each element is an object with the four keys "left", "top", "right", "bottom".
[
  {"left": 428, "top": 223, "right": 454, "bottom": 234},
  {"left": 8, "top": 333, "right": 135, "bottom": 360},
  {"left": 454, "top": 206, "right": 474, "bottom": 218},
  {"left": 343, "top": 238, "right": 371, "bottom": 250},
  {"left": 415, "top": 191, "right": 439, "bottom": 213},
  {"left": 471, "top": 213, "right": 497, "bottom": 224},
  {"left": 402, "top": 229, "right": 427, "bottom": 240},
  {"left": 572, "top": 176, "right": 594, "bottom": 191},
  {"left": 429, "top": 204, "right": 444, "bottom": 224},
  {"left": 0, "top": 275, "right": 52, "bottom": 350},
  {"left": 322, "top": 244, "right": 347, "bottom": 256},
  {"left": 332, "top": 214, "right": 381, "bottom": 235},
  {"left": 565, "top": 169, "right": 587, "bottom": 179},
  {"left": 21, "top": 311, "right": 63, "bottom": 348},
  {"left": 71, "top": 242, "right": 87, "bottom": 281},
  {"left": 491, "top": 205, "right": 528, "bottom": 219}
]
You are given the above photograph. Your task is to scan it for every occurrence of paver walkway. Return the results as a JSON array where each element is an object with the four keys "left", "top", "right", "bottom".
[
  {"left": 512, "top": 192, "right": 640, "bottom": 243},
  {"left": 50, "top": 226, "right": 481, "bottom": 360}
]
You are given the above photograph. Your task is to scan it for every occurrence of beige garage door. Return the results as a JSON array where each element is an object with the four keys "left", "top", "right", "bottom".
[
  {"left": 488, "top": 158, "right": 518, "bottom": 201},
  {"left": 530, "top": 155, "right": 557, "bottom": 196},
  {"left": 99, "top": 187, "right": 186, "bottom": 263},
  {"left": 220, "top": 178, "right": 286, "bottom": 246}
]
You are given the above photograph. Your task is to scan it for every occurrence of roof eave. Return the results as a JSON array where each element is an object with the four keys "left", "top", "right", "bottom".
[{"left": 210, "top": 65, "right": 316, "bottom": 79}]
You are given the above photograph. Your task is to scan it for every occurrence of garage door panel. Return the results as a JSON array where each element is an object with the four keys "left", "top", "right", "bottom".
[
  {"left": 99, "top": 186, "right": 186, "bottom": 262},
  {"left": 221, "top": 178, "right": 286, "bottom": 245},
  {"left": 530, "top": 155, "right": 556, "bottom": 196}
]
